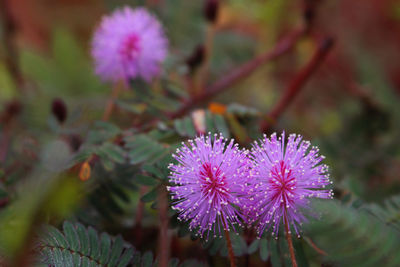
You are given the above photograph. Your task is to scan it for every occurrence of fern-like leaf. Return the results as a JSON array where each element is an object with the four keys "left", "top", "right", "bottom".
[
  {"left": 38, "top": 221, "right": 135, "bottom": 267},
  {"left": 306, "top": 200, "right": 400, "bottom": 267},
  {"left": 362, "top": 194, "right": 400, "bottom": 232}
]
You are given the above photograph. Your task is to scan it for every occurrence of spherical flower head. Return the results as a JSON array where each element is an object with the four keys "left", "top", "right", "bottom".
[
  {"left": 91, "top": 6, "right": 168, "bottom": 82},
  {"left": 250, "top": 132, "right": 333, "bottom": 237},
  {"left": 167, "top": 134, "right": 253, "bottom": 239}
]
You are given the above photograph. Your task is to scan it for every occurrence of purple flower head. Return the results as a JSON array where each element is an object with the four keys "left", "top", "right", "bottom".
[
  {"left": 250, "top": 132, "right": 333, "bottom": 238},
  {"left": 91, "top": 7, "right": 168, "bottom": 82},
  {"left": 167, "top": 134, "right": 253, "bottom": 239}
]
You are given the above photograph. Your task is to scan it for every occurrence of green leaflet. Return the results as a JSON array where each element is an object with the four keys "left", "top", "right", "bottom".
[{"left": 38, "top": 222, "right": 135, "bottom": 267}]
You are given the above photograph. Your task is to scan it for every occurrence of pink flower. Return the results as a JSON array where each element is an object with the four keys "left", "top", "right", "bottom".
[
  {"left": 250, "top": 132, "right": 333, "bottom": 237},
  {"left": 91, "top": 7, "right": 168, "bottom": 82},
  {"left": 167, "top": 134, "right": 253, "bottom": 239}
]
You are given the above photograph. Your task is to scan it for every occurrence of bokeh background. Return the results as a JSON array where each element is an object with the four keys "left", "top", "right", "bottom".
[{"left": 1, "top": 0, "right": 400, "bottom": 266}]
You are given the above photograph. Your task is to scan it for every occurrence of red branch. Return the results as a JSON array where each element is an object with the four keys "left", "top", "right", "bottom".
[
  {"left": 167, "top": 28, "right": 305, "bottom": 119},
  {"left": 260, "top": 38, "right": 334, "bottom": 132},
  {"left": 284, "top": 214, "right": 298, "bottom": 267},
  {"left": 157, "top": 186, "right": 170, "bottom": 267},
  {"left": 0, "top": 0, "right": 24, "bottom": 90}
]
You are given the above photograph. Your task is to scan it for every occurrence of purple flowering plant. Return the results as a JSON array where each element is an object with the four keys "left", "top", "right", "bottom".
[
  {"left": 167, "top": 134, "right": 253, "bottom": 239},
  {"left": 249, "top": 132, "right": 333, "bottom": 238},
  {"left": 14, "top": 1, "right": 400, "bottom": 267},
  {"left": 166, "top": 132, "right": 334, "bottom": 267}
]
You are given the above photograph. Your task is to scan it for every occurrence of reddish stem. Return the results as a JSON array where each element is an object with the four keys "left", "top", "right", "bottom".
[
  {"left": 135, "top": 186, "right": 146, "bottom": 227},
  {"left": 260, "top": 38, "right": 334, "bottom": 132},
  {"left": 223, "top": 220, "right": 236, "bottom": 267},
  {"left": 284, "top": 215, "right": 298, "bottom": 267},
  {"left": 304, "top": 237, "right": 327, "bottom": 256},
  {"left": 167, "top": 28, "right": 305, "bottom": 119},
  {"left": 102, "top": 82, "right": 121, "bottom": 121},
  {"left": 158, "top": 186, "right": 170, "bottom": 267}
]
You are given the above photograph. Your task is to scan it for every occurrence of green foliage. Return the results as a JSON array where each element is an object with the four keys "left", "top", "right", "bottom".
[
  {"left": 84, "top": 164, "right": 137, "bottom": 221},
  {"left": 38, "top": 221, "right": 205, "bottom": 267},
  {"left": 306, "top": 200, "right": 400, "bottom": 267},
  {"left": 362, "top": 194, "right": 400, "bottom": 232},
  {"left": 124, "top": 134, "right": 170, "bottom": 165},
  {"left": 2, "top": 1, "right": 400, "bottom": 266},
  {"left": 38, "top": 221, "right": 136, "bottom": 267}
]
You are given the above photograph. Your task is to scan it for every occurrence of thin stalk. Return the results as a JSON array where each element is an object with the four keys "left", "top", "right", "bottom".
[
  {"left": 102, "top": 82, "right": 121, "bottom": 121},
  {"left": 304, "top": 236, "right": 327, "bottom": 256},
  {"left": 135, "top": 186, "right": 146, "bottom": 227},
  {"left": 284, "top": 215, "right": 298, "bottom": 267},
  {"left": 157, "top": 186, "right": 169, "bottom": 267},
  {"left": 222, "top": 220, "right": 236, "bottom": 267},
  {"left": 260, "top": 37, "right": 334, "bottom": 132}
]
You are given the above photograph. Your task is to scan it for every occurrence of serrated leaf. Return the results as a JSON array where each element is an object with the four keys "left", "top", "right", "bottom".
[
  {"left": 98, "top": 143, "right": 126, "bottom": 164},
  {"left": 226, "top": 113, "right": 248, "bottom": 143},
  {"left": 73, "top": 147, "right": 95, "bottom": 163},
  {"left": 163, "top": 80, "right": 188, "bottom": 98},
  {"left": 177, "top": 224, "right": 191, "bottom": 238},
  {"left": 208, "top": 238, "right": 223, "bottom": 256},
  {"left": 141, "top": 188, "right": 158, "bottom": 203},
  {"left": 213, "top": 114, "right": 230, "bottom": 138},
  {"left": 99, "top": 233, "right": 111, "bottom": 265},
  {"left": 62, "top": 249, "right": 74, "bottom": 266},
  {"left": 174, "top": 119, "right": 186, "bottom": 136},
  {"left": 293, "top": 240, "right": 309, "bottom": 267},
  {"left": 231, "top": 234, "right": 247, "bottom": 256},
  {"left": 142, "top": 165, "right": 165, "bottom": 179},
  {"left": 81, "top": 256, "right": 91, "bottom": 267},
  {"left": 269, "top": 240, "right": 280, "bottom": 267},
  {"left": 226, "top": 103, "right": 259, "bottom": 116},
  {"left": 169, "top": 258, "right": 180, "bottom": 267},
  {"left": 115, "top": 100, "right": 147, "bottom": 115},
  {"left": 87, "top": 121, "right": 121, "bottom": 144},
  {"left": 53, "top": 247, "right": 64, "bottom": 266},
  {"left": 183, "top": 116, "right": 196, "bottom": 137},
  {"left": 260, "top": 239, "right": 269, "bottom": 261},
  {"left": 40, "top": 221, "right": 138, "bottom": 267},
  {"left": 126, "top": 135, "right": 167, "bottom": 165},
  {"left": 100, "top": 157, "right": 115, "bottom": 171},
  {"left": 88, "top": 227, "right": 100, "bottom": 260},
  {"left": 248, "top": 239, "right": 260, "bottom": 254},
  {"left": 117, "top": 247, "right": 134, "bottom": 267},
  {"left": 141, "top": 251, "right": 154, "bottom": 267},
  {"left": 131, "top": 251, "right": 141, "bottom": 266},
  {"left": 108, "top": 236, "right": 124, "bottom": 267},
  {"left": 72, "top": 252, "right": 82, "bottom": 266},
  {"left": 205, "top": 111, "right": 215, "bottom": 133},
  {"left": 48, "top": 226, "right": 69, "bottom": 249},
  {"left": 75, "top": 223, "right": 90, "bottom": 256}
]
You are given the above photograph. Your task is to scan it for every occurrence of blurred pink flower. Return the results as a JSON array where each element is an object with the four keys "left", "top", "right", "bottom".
[{"left": 91, "top": 7, "right": 168, "bottom": 82}]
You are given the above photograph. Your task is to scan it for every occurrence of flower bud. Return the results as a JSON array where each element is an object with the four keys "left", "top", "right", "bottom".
[
  {"left": 51, "top": 98, "right": 67, "bottom": 124},
  {"left": 204, "top": 0, "right": 219, "bottom": 24},
  {"left": 186, "top": 45, "right": 205, "bottom": 73}
]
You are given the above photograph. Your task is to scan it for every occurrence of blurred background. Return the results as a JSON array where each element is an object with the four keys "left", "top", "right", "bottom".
[{"left": 1, "top": 0, "right": 400, "bottom": 266}]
